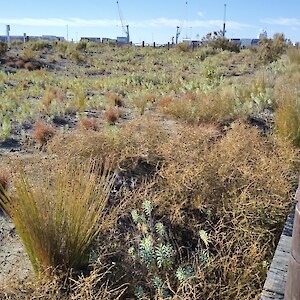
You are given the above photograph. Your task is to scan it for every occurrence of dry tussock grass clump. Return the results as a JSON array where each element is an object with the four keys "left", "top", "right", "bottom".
[
  {"left": 0, "top": 161, "right": 118, "bottom": 276},
  {"left": 145, "top": 122, "right": 296, "bottom": 299},
  {"left": 24, "top": 62, "right": 34, "bottom": 71},
  {"left": 78, "top": 117, "right": 100, "bottom": 131},
  {"left": 48, "top": 118, "right": 168, "bottom": 171},
  {"left": 274, "top": 72, "right": 300, "bottom": 145},
  {"left": 15, "top": 59, "right": 25, "bottom": 69},
  {"left": 287, "top": 47, "right": 300, "bottom": 65},
  {"left": 22, "top": 48, "right": 38, "bottom": 61},
  {"left": 158, "top": 122, "right": 295, "bottom": 224},
  {"left": 48, "top": 130, "right": 123, "bottom": 166},
  {"left": 158, "top": 89, "right": 236, "bottom": 124},
  {"left": 104, "top": 107, "right": 122, "bottom": 124},
  {"left": 33, "top": 121, "right": 56, "bottom": 145},
  {"left": 107, "top": 91, "right": 124, "bottom": 107}
]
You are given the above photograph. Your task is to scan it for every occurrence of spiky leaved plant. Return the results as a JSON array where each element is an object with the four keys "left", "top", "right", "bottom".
[
  {"left": 0, "top": 160, "right": 117, "bottom": 276},
  {"left": 129, "top": 201, "right": 208, "bottom": 299},
  {"left": 129, "top": 199, "right": 175, "bottom": 298}
]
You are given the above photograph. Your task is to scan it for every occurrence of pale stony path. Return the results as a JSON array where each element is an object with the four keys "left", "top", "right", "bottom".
[{"left": 0, "top": 212, "right": 32, "bottom": 285}]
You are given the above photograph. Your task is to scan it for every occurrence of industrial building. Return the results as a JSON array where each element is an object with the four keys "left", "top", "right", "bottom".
[{"left": 0, "top": 35, "right": 64, "bottom": 43}]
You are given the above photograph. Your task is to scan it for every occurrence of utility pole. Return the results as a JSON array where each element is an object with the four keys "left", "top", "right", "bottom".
[
  {"left": 6, "top": 25, "right": 10, "bottom": 44},
  {"left": 222, "top": 4, "right": 227, "bottom": 37},
  {"left": 66, "top": 25, "right": 69, "bottom": 41},
  {"left": 126, "top": 24, "right": 130, "bottom": 43},
  {"left": 176, "top": 26, "right": 180, "bottom": 44}
]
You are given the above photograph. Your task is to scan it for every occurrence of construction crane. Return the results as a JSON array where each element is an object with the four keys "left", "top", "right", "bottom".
[
  {"left": 175, "top": 1, "right": 188, "bottom": 44},
  {"left": 116, "top": 1, "right": 130, "bottom": 43}
]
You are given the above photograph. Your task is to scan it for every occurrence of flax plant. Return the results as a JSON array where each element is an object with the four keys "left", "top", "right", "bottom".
[{"left": 0, "top": 161, "right": 117, "bottom": 276}]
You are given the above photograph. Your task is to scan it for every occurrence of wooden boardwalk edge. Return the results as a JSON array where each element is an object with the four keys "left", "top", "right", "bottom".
[{"left": 260, "top": 213, "right": 295, "bottom": 299}]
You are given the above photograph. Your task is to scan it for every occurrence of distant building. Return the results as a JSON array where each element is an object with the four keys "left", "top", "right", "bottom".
[
  {"left": 230, "top": 38, "right": 242, "bottom": 47},
  {"left": 251, "top": 39, "right": 260, "bottom": 46},
  {"left": 41, "top": 35, "right": 64, "bottom": 41},
  {"left": 229, "top": 38, "right": 260, "bottom": 48},
  {"left": 102, "top": 37, "right": 116, "bottom": 43},
  {"left": 80, "top": 37, "right": 101, "bottom": 42},
  {"left": 117, "top": 36, "right": 129, "bottom": 44},
  {"left": 0, "top": 35, "right": 23, "bottom": 42},
  {"left": 182, "top": 38, "right": 192, "bottom": 44},
  {"left": 0, "top": 35, "right": 64, "bottom": 43}
]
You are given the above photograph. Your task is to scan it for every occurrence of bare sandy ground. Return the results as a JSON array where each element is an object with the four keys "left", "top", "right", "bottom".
[{"left": 0, "top": 210, "right": 33, "bottom": 285}]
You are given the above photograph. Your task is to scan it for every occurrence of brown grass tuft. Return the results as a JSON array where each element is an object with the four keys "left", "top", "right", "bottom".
[
  {"left": 78, "top": 117, "right": 100, "bottom": 131},
  {"left": 146, "top": 93, "right": 156, "bottom": 103},
  {"left": 33, "top": 121, "right": 56, "bottom": 145},
  {"left": 107, "top": 92, "right": 123, "bottom": 107},
  {"left": 157, "top": 95, "right": 173, "bottom": 108},
  {"left": 5, "top": 60, "right": 16, "bottom": 68},
  {"left": 24, "top": 61, "right": 34, "bottom": 71},
  {"left": 104, "top": 107, "right": 121, "bottom": 125},
  {"left": 15, "top": 59, "right": 25, "bottom": 69}
]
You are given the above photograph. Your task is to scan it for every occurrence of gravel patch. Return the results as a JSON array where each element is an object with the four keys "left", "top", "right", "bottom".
[{"left": 0, "top": 212, "right": 33, "bottom": 284}]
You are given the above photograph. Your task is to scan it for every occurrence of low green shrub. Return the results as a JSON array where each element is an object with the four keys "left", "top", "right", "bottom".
[
  {"left": 26, "top": 40, "right": 52, "bottom": 51},
  {"left": 210, "top": 37, "right": 240, "bottom": 53},
  {"left": 76, "top": 40, "right": 88, "bottom": 51},
  {"left": 176, "top": 43, "right": 190, "bottom": 52},
  {"left": 257, "top": 33, "right": 287, "bottom": 64},
  {"left": 67, "top": 47, "right": 85, "bottom": 63}
]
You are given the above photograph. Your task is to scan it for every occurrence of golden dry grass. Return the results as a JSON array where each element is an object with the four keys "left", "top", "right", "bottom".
[
  {"left": 0, "top": 264, "right": 126, "bottom": 299},
  {"left": 0, "top": 42, "right": 298, "bottom": 299},
  {"left": 157, "top": 89, "right": 236, "bottom": 124},
  {"left": 0, "top": 160, "right": 118, "bottom": 276},
  {"left": 274, "top": 71, "right": 300, "bottom": 146},
  {"left": 118, "top": 122, "right": 296, "bottom": 299}
]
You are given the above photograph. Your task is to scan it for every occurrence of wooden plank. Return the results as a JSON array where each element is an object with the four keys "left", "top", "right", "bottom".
[{"left": 261, "top": 211, "right": 294, "bottom": 300}]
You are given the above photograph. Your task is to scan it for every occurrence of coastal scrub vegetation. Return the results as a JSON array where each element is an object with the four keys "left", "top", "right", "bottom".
[{"left": 0, "top": 37, "right": 299, "bottom": 299}]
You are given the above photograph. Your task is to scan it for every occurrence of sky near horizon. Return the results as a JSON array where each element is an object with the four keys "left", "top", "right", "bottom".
[{"left": 0, "top": 0, "right": 299, "bottom": 44}]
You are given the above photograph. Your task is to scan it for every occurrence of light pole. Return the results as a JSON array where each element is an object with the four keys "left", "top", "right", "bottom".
[{"left": 223, "top": 4, "right": 227, "bottom": 37}]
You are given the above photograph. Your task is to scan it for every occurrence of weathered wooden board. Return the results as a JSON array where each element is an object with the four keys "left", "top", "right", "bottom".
[{"left": 260, "top": 212, "right": 294, "bottom": 300}]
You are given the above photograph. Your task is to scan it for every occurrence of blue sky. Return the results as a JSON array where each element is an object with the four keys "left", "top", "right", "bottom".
[{"left": 0, "top": 0, "right": 299, "bottom": 44}]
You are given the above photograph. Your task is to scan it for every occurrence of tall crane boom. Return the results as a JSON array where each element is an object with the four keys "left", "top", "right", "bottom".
[
  {"left": 175, "top": 1, "right": 188, "bottom": 44},
  {"left": 116, "top": 1, "right": 130, "bottom": 43}
]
